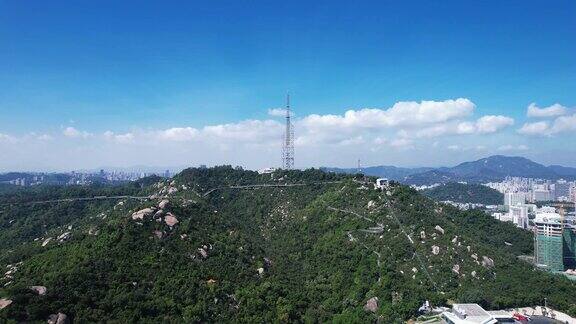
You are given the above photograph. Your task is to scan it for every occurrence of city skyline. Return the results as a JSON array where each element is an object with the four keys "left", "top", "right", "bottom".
[{"left": 1, "top": 1, "right": 575, "bottom": 171}]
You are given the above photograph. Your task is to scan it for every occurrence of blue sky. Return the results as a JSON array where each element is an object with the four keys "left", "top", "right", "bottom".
[{"left": 0, "top": 0, "right": 575, "bottom": 171}]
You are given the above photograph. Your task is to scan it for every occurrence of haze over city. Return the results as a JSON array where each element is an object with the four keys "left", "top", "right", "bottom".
[{"left": 1, "top": 1, "right": 575, "bottom": 171}]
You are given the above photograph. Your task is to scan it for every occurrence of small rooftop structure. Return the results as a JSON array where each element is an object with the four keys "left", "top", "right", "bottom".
[
  {"left": 441, "top": 304, "right": 497, "bottom": 324},
  {"left": 258, "top": 167, "right": 277, "bottom": 175},
  {"left": 375, "top": 178, "right": 389, "bottom": 190}
]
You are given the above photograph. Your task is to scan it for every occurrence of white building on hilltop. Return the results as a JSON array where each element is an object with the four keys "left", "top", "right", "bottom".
[{"left": 441, "top": 304, "right": 497, "bottom": 324}]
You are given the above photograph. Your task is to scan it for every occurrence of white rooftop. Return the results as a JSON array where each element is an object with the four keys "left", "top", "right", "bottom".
[
  {"left": 442, "top": 304, "right": 498, "bottom": 324},
  {"left": 534, "top": 212, "right": 562, "bottom": 224}
]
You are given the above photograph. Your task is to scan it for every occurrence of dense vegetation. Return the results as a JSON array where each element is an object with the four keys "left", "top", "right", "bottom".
[
  {"left": 422, "top": 182, "right": 504, "bottom": 205},
  {"left": 1, "top": 166, "right": 575, "bottom": 322}
]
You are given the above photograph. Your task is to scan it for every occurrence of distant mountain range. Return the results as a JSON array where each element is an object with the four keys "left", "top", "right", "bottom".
[{"left": 322, "top": 155, "right": 576, "bottom": 185}]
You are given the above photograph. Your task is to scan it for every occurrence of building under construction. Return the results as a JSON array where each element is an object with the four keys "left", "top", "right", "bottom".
[{"left": 534, "top": 209, "right": 576, "bottom": 272}]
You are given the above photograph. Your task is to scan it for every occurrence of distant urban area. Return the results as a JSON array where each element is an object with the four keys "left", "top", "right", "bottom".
[
  {"left": 0, "top": 168, "right": 193, "bottom": 186},
  {"left": 416, "top": 176, "right": 576, "bottom": 283}
]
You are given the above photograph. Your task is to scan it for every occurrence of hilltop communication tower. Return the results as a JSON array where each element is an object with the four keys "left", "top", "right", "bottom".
[{"left": 282, "top": 94, "right": 295, "bottom": 169}]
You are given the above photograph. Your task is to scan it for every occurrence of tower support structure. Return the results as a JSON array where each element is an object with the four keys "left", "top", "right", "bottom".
[{"left": 282, "top": 94, "right": 294, "bottom": 169}]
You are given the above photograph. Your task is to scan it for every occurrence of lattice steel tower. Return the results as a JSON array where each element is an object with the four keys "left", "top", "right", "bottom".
[{"left": 282, "top": 94, "right": 295, "bottom": 169}]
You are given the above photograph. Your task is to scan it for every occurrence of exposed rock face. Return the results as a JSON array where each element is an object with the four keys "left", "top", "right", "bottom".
[
  {"left": 42, "top": 237, "right": 52, "bottom": 247},
  {"left": 434, "top": 225, "right": 445, "bottom": 235},
  {"left": 452, "top": 264, "right": 460, "bottom": 274},
  {"left": 482, "top": 256, "right": 494, "bottom": 268},
  {"left": 364, "top": 297, "right": 378, "bottom": 313},
  {"left": 471, "top": 254, "right": 478, "bottom": 261},
  {"left": 47, "top": 312, "right": 69, "bottom": 324},
  {"left": 432, "top": 245, "right": 440, "bottom": 255},
  {"left": 131, "top": 207, "right": 155, "bottom": 220},
  {"left": 158, "top": 199, "right": 170, "bottom": 209},
  {"left": 167, "top": 187, "right": 178, "bottom": 194},
  {"left": 0, "top": 298, "right": 12, "bottom": 309},
  {"left": 257, "top": 267, "right": 264, "bottom": 276},
  {"left": 164, "top": 213, "right": 179, "bottom": 227},
  {"left": 367, "top": 200, "right": 376, "bottom": 209},
  {"left": 451, "top": 236, "right": 458, "bottom": 244},
  {"left": 30, "top": 285, "right": 47, "bottom": 295},
  {"left": 198, "top": 248, "right": 208, "bottom": 258},
  {"left": 57, "top": 232, "right": 71, "bottom": 242},
  {"left": 420, "top": 231, "right": 426, "bottom": 239}
]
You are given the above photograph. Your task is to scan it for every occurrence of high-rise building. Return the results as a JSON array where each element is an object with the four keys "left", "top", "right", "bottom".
[
  {"left": 534, "top": 209, "right": 576, "bottom": 272},
  {"left": 535, "top": 212, "right": 565, "bottom": 271},
  {"left": 508, "top": 205, "right": 528, "bottom": 229},
  {"left": 555, "top": 179, "right": 571, "bottom": 201},
  {"left": 532, "top": 187, "right": 552, "bottom": 202},
  {"left": 504, "top": 192, "right": 527, "bottom": 206}
]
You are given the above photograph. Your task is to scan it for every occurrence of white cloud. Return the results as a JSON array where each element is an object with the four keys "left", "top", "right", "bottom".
[
  {"left": 156, "top": 127, "right": 199, "bottom": 142},
  {"left": 497, "top": 144, "right": 529, "bottom": 152},
  {"left": 390, "top": 138, "right": 413, "bottom": 148},
  {"left": 63, "top": 126, "right": 91, "bottom": 138},
  {"left": 300, "top": 98, "right": 475, "bottom": 131},
  {"left": 104, "top": 131, "right": 135, "bottom": 143},
  {"left": 456, "top": 122, "right": 476, "bottom": 134},
  {"left": 373, "top": 137, "right": 387, "bottom": 145},
  {"left": 474, "top": 115, "right": 515, "bottom": 134},
  {"left": 268, "top": 108, "right": 287, "bottom": 117},
  {"left": 517, "top": 113, "right": 576, "bottom": 136},
  {"left": 337, "top": 136, "right": 365, "bottom": 146},
  {"left": 37, "top": 134, "right": 53, "bottom": 141},
  {"left": 447, "top": 145, "right": 460, "bottom": 151},
  {"left": 550, "top": 114, "right": 576, "bottom": 134},
  {"left": 415, "top": 124, "right": 450, "bottom": 138},
  {"left": 406, "top": 115, "right": 514, "bottom": 138},
  {"left": 202, "top": 120, "right": 281, "bottom": 141},
  {"left": 527, "top": 103, "right": 567, "bottom": 118},
  {"left": 517, "top": 121, "right": 550, "bottom": 136},
  {"left": 0, "top": 133, "right": 16, "bottom": 142}
]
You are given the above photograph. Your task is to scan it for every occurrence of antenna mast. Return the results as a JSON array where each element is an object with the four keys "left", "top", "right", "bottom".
[{"left": 282, "top": 94, "right": 295, "bottom": 169}]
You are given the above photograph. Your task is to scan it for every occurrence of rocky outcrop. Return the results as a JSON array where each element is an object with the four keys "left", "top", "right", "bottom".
[
  {"left": 42, "top": 237, "right": 52, "bottom": 247},
  {"left": 198, "top": 247, "right": 208, "bottom": 258},
  {"left": 158, "top": 199, "right": 170, "bottom": 209},
  {"left": 482, "top": 256, "right": 494, "bottom": 268},
  {"left": 30, "top": 285, "right": 47, "bottom": 295},
  {"left": 0, "top": 298, "right": 12, "bottom": 309},
  {"left": 432, "top": 245, "right": 440, "bottom": 255},
  {"left": 363, "top": 297, "right": 378, "bottom": 313},
  {"left": 434, "top": 225, "right": 445, "bottom": 235},
  {"left": 164, "top": 213, "right": 179, "bottom": 227},
  {"left": 47, "top": 313, "right": 69, "bottom": 324},
  {"left": 131, "top": 207, "right": 155, "bottom": 220},
  {"left": 452, "top": 264, "right": 460, "bottom": 274},
  {"left": 57, "top": 232, "right": 71, "bottom": 242}
]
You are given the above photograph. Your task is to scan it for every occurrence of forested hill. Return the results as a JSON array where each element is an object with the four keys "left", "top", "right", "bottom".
[
  {"left": 1, "top": 166, "right": 575, "bottom": 322},
  {"left": 422, "top": 183, "right": 504, "bottom": 205}
]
